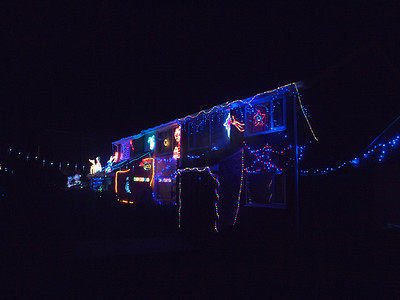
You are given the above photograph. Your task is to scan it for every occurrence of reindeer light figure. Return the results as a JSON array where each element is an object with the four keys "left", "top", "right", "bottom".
[{"left": 89, "top": 157, "right": 102, "bottom": 174}]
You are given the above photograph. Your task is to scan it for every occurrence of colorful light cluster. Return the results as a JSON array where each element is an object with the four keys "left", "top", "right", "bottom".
[
  {"left": 253, "top": 109, "right": 266, "bottom": 127},
  {"left": 224, "top": 113, "right": 245, "bottom": 138},
  {"left": 133, "top": 177, "right": 150, "bottom": 182},
  {"left": 245, "top": 144, "right": 288, "bottom": 173},
  {"left": 120, "top": 141, "right": 131, "bottom": 161},
  {"left": 155, "top": 156, "right": 177, "bottom": 182},
  {"left": 89, "top": 157, "right": 102, "bottom": 174},
  {"left": 173, "top": 126, "right": 181, "bottom": 159},
  {"left": 67, "top": 172, "right": 82, "bottom": 188},
  {"left": 139, "top": 157, "right": 155, "bottom": 185},
  {"left": 105, "top": 153, "right": 118, "bottom": 173},
  {"left": 148, "top": 135, "right": 156, "bottom": 151},
  {"left": 158, "top": 177, "right": 172, "bottom": 183}
]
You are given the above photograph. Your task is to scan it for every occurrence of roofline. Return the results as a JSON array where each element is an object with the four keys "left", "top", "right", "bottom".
[{"left": 112, "top": 82, "right": 299, "bottom": 144}]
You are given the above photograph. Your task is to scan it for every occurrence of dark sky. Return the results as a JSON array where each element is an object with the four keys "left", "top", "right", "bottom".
[{"left": 2, "top": 1, "right": 400, "bottom": 161}]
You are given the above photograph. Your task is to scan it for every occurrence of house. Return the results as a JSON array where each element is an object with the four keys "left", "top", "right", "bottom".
[{"left": 88, "top": 82, "right": 307, "bottom": 236}]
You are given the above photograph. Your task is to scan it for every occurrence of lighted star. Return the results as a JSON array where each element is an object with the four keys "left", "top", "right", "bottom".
[{"left": 253, "top": 110, "right": 265, "bottom": 126}]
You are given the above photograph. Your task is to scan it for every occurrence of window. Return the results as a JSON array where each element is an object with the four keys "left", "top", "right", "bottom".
[
  {"left": 188, "top": 114, "right": 210, "bottom": 149},
  {"left": 246, "top": 172, "right": 286, "bottom": 208},
  {"left": 246, "top": 97, "right": 285, "bottom": 136},
  {"left": 211, "top": 110, "right": 229, "bottom": 146},
  {"left": 144, "top": 134, "right": 156, "bottom": 152},
  {"left": 188, "top": 110, "right": 230, "bottom": 150},
  {"left": 119, "top": 140, "right": 131, "bottom": 161}
]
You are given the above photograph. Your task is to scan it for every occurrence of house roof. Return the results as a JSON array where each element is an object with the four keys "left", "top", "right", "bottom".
[{"left": 112, "top": 82, "right": 300, "bottom": 144}]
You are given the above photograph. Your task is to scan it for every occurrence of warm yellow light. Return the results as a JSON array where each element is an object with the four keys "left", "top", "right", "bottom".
[
  {"left": 115, "top": 169, "right": 131, "bottom": 194},
  {"left": 89, "top": 157, "right": 102, "bottom": 174}
]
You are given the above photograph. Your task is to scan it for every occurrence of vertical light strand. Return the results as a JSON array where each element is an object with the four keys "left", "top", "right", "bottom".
[
  {"left": 233, "top": 148, "right": 245, "bottom": 225},
  {"left": 294, "top": 82, "right": 318, "bottom": 142},
  {"left": 178, "top": 175, "right": 182, "bottom": 228},
  {"left": 211, "top": 173, "right": 221, "bottom": 232},
  {"left": 268, "top": 178, "right": 273, "bottom": 203}
]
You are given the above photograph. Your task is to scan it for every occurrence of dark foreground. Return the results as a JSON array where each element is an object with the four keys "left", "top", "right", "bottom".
[{"left": 1, "top": 188, "right": 400, "bottom": 299}]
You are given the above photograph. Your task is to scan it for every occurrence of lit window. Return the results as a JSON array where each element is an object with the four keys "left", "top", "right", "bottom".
[{"left": 246, "top": 98, "right": 285, "bottom": 136}]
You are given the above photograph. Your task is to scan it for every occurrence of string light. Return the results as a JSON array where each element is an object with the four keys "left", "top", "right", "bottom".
[
  {"left": 181, "top": 83, "right": 296, "bottom": 121},
  {"left": 115, "top": 169, "right": 131, "bottom": 194},
  {"left": 176, "top": 166, "right": 221, "bottom": 231},
  {"left": 294, "top": 82, "right": 318, "bottom": 142},
  {"left": 178, "top": 176, "right": 182, "bottom": 228},
  {"left": 157, "top": 177, "right": 172, "bottom": 183},
  {"left": 244, "top": 142, "right": 292, "bottom": 174},
  {"left": 133, "top": 177, "right": 150, "bottom": 182},
  {"left": 253, "top": 109, "right": 266, "bottom": 127},
  {"left": 300, "top": 134, "right": 400, "bottom": 176},
  {"left": 233, "top": 148, "right": 245, "bottom": 225}
]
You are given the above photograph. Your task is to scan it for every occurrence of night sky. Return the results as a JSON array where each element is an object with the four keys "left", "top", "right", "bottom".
[{"left": 3, "top": 2, "right": 400, "bottom": 163}]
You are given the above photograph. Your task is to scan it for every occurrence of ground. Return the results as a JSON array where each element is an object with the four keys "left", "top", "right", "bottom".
[{"left": 1, "top": 188, "right": 399, "bottom": 299}]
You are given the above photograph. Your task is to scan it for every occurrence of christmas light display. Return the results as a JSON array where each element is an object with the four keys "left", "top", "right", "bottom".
[
  {"left": 120, "top": 141, "right": 131, "bottom": 161},
  {"left": 133, "top": 177, "right": 150, "bottom": 182},
  {"left": 89, "top": 157, "right": 102, "bottom": 174},
  {"left": 232, "top": 115, "right": 245, "bottom": 132},
  {"left": 244, "top": 143, "right": 290, "bottom": 173},
  {"left": 224, "top": 113, "right": 232, "bottom": 138},
  {"left": 173, "top": 126, "right": 181, "bottom": 159},
  {"left": 148, "top": 135, "right": 156, "bottom": 151},
  {"left": 139, "top": 157, "right": 155, "bottom": 186},
  {"left": 115, "top": 169, "right": 131, "bottom": 194},
  {"left": 224, "top": 113, "right": 245, "bottom": 138},
  {"left": 105, "top": 154, "right": 117, "bottom": 173},
  {"left": 253, "top": 109, "right": 266, "bottom": 127},
  {"left": 67, "top": 172, "right": 82, "bottom": 188},
  {"left": 181, "top": 83, "right": 296, "bottom": 122},
  {"left": 154, "top": 156, "right": 176, "bottom": 180},
  {"left": 157, "top": 177, "right": 172, "bottom": 183}
]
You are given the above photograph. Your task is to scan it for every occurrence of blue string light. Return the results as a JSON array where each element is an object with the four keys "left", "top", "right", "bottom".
[{"left": 300, "top": 134, "right": 400, "bottom": 176}]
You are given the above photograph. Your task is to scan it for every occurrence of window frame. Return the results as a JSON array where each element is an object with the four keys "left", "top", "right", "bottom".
[
  {"left": 187, "top": 109, "right": 230, "bottom": 151},
  {"left": 245, "top": 95, "right": 287, "bottom": 137},
  {"left": 244, "top": 171, "right": 287, "bottom": 209}
]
